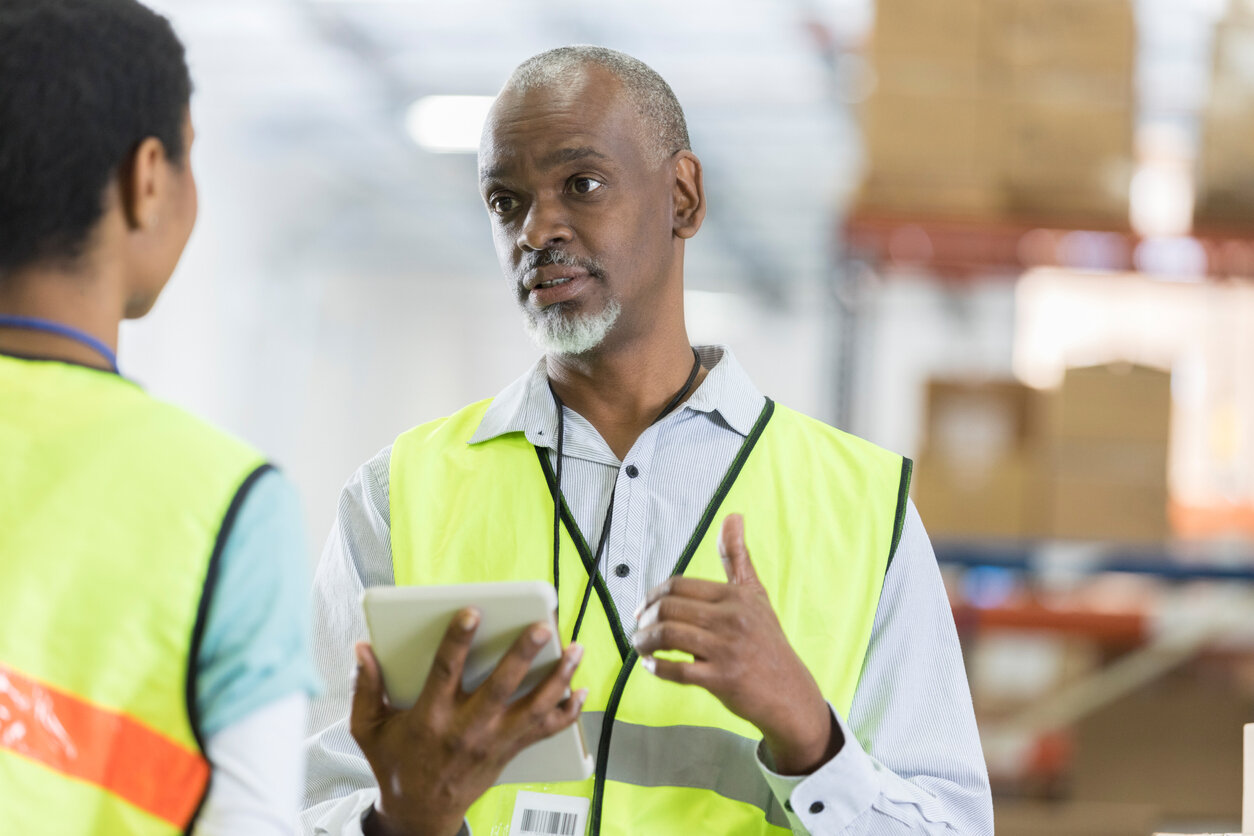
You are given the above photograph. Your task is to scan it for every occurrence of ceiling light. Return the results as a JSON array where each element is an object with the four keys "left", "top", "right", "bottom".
[{"left": 405, "top": 95, "right": 494, "bottom": 153}]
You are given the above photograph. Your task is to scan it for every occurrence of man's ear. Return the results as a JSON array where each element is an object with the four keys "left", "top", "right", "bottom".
[
  {"left": 119, "top": 136, "right": 169, "bottom": 231},
  {"left": 672, "top": 151, "right": 706, "bottom": 240}
]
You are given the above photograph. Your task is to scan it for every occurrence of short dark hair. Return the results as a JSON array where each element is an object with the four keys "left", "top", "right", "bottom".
[{"left": 0, "top": 0, "right": 192, "bottom": 275}]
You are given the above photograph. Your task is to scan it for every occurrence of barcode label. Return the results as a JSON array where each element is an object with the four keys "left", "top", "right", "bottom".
[
  {"left": 510, "top": 791, "right": 589, "bottom": 836},
  {"left": 520, "top": 808, "right": 578, "bottom": 834}
]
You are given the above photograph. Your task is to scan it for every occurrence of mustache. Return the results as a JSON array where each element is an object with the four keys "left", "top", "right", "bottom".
[{"left": 522, "top": 248, "right": 606, "bottom": 280}]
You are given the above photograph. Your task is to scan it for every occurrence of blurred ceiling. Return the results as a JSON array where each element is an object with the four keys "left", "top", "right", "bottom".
[
  {"left": 145, "top": 0, "right": 876, "bottom": 299},
  {"left": 142, "top": 0, "right": 1227, "bottom": 300}
]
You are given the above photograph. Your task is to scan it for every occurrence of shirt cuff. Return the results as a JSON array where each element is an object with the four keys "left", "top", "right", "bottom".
[
  {"left": 756, "top": 704, "right": 883, "bottom": 834},
  {"left": 306, "top": 788, "right": 377, "bottom": 835}
]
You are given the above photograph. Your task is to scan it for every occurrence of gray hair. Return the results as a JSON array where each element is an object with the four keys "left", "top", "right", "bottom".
[{"left": 504, "top": 46, "right": 691, "bottom": 166}]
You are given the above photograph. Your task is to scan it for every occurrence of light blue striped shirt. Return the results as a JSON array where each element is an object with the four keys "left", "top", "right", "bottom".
[{"left": 302, "top": 346, "right": 992, "bottom": 835}]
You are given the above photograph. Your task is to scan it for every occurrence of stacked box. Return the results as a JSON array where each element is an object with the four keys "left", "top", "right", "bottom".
[
  {"left": 1196, "top": 2, "right": 1254, "bottom": 229},
  {"left": 913, "top": 379, "right": 1048, "bottom": 538},
  {"left": 860, "top": 0, "right": 1000, "bottom": 217},
  {"left": 860, "top": 0, "right": 1135, "bottom": 224},
  {"left": 1043, "top": 364, "right": 1171, "bottom": 543},
  {"left": 985, "top": 0, "right": 1137, "bottom": 103},
  {"left": 988, "top": 0, "right": 1135, "bottom": 222},
  {"left": 913, "top": 365, "right": 1172, "bottom": 543}
]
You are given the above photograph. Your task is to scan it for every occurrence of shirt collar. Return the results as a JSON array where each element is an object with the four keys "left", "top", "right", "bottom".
[{"left": 466, "top": 344, "right": 766, "bottom": 447}]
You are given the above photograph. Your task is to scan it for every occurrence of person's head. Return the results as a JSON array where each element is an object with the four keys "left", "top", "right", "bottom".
[
  {"left": 0, "top": 0, "right": 196, "bottom": 318},
  {"left": 479, "top": 46, "right": 705, "bottom": 357}
]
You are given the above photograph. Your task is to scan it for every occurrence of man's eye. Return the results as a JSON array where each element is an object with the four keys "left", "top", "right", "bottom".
[
  {"left": 569, "top": 177, "right": 604, "bottom": 195},
  {"left": 490, "top": 195, "right": 518, "bottom": 215}
]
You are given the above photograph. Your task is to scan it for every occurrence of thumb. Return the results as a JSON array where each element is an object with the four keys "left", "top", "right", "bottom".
[
  {"left": 349, "top": 642, "right": 389, "bottom": 739},
  {"left": 718, "top": 513, "right": 759, "bottom": 586}
]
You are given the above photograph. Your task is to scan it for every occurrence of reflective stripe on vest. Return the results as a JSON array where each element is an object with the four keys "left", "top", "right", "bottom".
[
  {"left": 0, "top": 356, "right": 267, "bottom": 835},
  {"left": 0, "top": 664, "right": 210, "bottom": 828},
  {"left": 390, "top": 397, "right": 911, "bottom": 835}
]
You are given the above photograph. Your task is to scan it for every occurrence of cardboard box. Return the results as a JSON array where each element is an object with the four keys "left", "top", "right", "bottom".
[
  {"left": 913, "top": 379, "right": 1049, "bottom": 538},
  {"left": 1037, "top": 365, "right": 1172, "bottom": 542},
  {"left": 984, "top": 0, "right": 1136, "bottom": 104},
  {"left": 1051, "top": 364, "right": 1172, "bottom": 445},
  {"left": 872, "top": 0, "right": 983, "bottom": 66},
  {"left": 861, "top": 0, "right": 1136, "bottom": 223},
  {"left": 856, "top": 176, "right": 1006, "bottom": 218},
  {"left": 1195, "top": 10, "right": 1254, "bottom": 227},
  {"left": 914, "top": 452, "right": 1043, "bottom": 539},
  {"left": 1051, "top": 439, "right": 1170, "bottom": 485},
  {"left": 999, "top": 98, "right": 1133, "bottom": 222},
  {"left": 1044, "top": 468, "right": 1169, "bottom": 543},
  {"left": 862, "top": 93, "right": 990, "bottom": 181},
  {"left": 1196, "top": 86, "right": 1254, "bottom": 228},
  {"left": 922, "top": 379, "right": 1044, "bottom": 463},
  {"left": 994, "top": 800, "right": 1159, "bottom": 836},
  {"left": 870, "top": 0, "right": 985, "bottom": 95},
  {"left": 1071, "top": 669, "right": 1250, "bottom": 821},
  {"left": 862, "top": 0, "right": 992, "bottom": 216},
  {"left": 858, "top": 92, "right": 1004, "bottom": 217}
]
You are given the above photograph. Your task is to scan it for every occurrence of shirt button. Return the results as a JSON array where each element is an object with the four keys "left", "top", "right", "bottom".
[
  {"left": 614, "top": 563, "right": 630, "bottom": 578},
  {"left": 625, "top": 464, "right": 640, "bottom": 478},
  {"left": 809, "top": 801, "right": 825, "bottom": 815}
]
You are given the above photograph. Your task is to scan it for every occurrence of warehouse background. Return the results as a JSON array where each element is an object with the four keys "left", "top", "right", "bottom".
[{"left": 123, "top": 1, "right": 1254, "bottom": 832}]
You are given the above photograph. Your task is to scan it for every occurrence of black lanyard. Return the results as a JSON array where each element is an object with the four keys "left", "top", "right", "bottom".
[{"left": 548, "top": 348, "right": 703, "bottom": 644}]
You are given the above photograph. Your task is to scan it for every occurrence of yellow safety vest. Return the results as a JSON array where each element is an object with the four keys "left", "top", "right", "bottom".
[
  {"left": 391, "top": 397, "right": 912, "bottom": 835},
  {"left": 0, "top": 356, "right": 268, "bottom": 835}
]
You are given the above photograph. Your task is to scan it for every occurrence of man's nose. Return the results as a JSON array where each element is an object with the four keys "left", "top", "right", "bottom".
[{"left": 516, "top": 199, "right": 572, "bottom": 252}]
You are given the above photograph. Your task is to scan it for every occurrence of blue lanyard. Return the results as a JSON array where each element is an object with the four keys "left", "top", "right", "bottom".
[{"left": 0, "top": 315, "right": 120, "bottom": 374}]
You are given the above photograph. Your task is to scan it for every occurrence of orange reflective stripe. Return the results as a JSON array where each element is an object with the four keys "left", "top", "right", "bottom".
[{"left": 0, "top": 663, "right": 208, "bottom": 828}]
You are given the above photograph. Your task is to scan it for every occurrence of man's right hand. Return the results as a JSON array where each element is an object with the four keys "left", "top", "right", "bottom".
[{"left": 351, "top": 608, "right": 587, "bottom": 836}]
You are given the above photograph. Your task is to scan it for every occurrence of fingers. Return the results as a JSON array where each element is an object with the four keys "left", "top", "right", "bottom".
[
  {"left": 426, "top": 608, "right": 481, "bottom": 698},
  {"left": 640, "top": 654, "right": 713, "bottom": 688},
  {"left": 517, "top": 687, "right": 589, "bottom": 750},
  {"left": 474, "top": 621, "right": 552, "bottom": 707},
  {"left": 718, "top": 513, "right": 759, "bottom": 586},
  {"left": 635, "top": 595, "right": 716, "bottom": 632},
  {"left": 350, "top": 642, "right": 389, "bottom": 740},
  {"left": 636, "top": 576, "right": 728, "bottom": 619},
  {"left": 631, "top": 620, "right": 716, "bottom": 661},
  {"left": 509, "top": 643, "right": 588, "bottom": 747},
  {"left": 523, "top": 642, "right": 584, "bottom": 710}
]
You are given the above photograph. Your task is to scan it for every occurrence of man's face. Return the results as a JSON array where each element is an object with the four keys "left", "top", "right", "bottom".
[{"left": 478, "top": 67, "right": 676, "bottom": 356}]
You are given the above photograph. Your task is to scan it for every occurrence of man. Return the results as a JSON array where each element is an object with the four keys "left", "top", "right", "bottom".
[
  {"left": 0, "top": 1, "right": 318, "bottom": 833},
  {"left": 304, "top": 46, "right": 992, "bottom": 835}
]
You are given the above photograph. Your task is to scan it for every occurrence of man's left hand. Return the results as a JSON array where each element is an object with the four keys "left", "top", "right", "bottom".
[{"left": 631, "top": 513, "right": 843, "bottom": 775}]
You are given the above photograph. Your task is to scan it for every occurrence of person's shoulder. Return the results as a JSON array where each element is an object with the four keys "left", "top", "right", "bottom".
[
  {"left": 142, "top": 393, "right": 265, "bottom": 467},
  {"left": 770, "top": 402, "right": 900, "bottom": 460},
  {"left": 395, "top": 398, "right": 495, "bottom": 445}
]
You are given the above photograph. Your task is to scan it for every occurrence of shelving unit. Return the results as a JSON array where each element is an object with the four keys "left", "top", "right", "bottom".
[
  {"left": 844, "top": 210, "right": 1254, "bottom": 280},
  {"left": 935, "top": 539, "right": 1254, "bottom": 583}
]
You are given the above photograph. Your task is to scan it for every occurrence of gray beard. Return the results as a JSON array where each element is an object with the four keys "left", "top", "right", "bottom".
[{"left": 523, "top": 298, "right": 622, "bottom": 356}]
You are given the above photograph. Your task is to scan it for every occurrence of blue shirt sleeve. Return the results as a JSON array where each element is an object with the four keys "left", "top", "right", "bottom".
[{"left": 195, "top": 467, "right": 322, "bottom": 738}]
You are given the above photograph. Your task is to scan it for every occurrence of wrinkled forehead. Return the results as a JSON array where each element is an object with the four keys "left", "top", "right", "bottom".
[{"left": 478, "top": 69, "right": 646, "bottom": 180}]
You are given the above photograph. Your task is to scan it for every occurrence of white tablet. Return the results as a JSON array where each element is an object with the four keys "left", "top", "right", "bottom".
[{"left": 361, "top": 581, "right": 594, "bottom": 785}]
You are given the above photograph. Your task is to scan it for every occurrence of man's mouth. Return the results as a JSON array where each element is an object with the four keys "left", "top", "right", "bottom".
[
  {"left": 525, "top": 264, "right": 589, "bottom": 292},
  {"left": 523, "top": 266, "right": 595, "bottom": 307}
]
